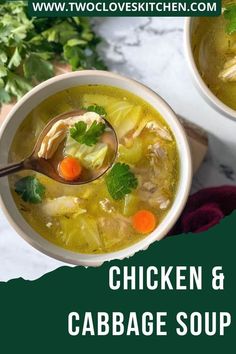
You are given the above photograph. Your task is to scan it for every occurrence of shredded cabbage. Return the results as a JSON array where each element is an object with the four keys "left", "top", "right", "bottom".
[
  {"left": 65, "top": 135, "right": 108, "bottom": 169},
  {"left": 82, "top": 94, "right": 142, "bottom": 138},
  {"left": 60, "top": 215, "right": 102, "bottom": 251}
]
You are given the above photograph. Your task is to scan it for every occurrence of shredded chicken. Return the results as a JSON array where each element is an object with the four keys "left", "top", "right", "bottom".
[
  {"left": 219, "top": 56, "right": 236, "bottom": 82},
  {"left": 98, "top": 214, "right": 133, "bottom": 248},
  {"left": 146, "top": 121, "right": 172, "bottom": 141},
  {"left": 41, "top": 196, "right": 86, "bottom": 217},
  {"left": 143, "top": 181, "right": 156, "bottom": 192},
  {"left": 38, "top": 112, "right": 104, "bottom": 159},
  {"left": 133, "top": 119, "right": 172, "bottom": 141},
  {"left": 148, "top": 142, "right": 167, "bottom": 159},
  {"left": 38, "top": 120, "right": 68, "bottom": 159},
  {"left": 159, "top": 199, "right": 170, "bottom": 210},
  {"left": 139, "top": 186, "right": 170, "bottom": 210},
  {"left": 99, "top": 198, "right": 115, "bottom": 214},
  {"left": 132, "top": 119, "right": 149, "bottom": 138}
]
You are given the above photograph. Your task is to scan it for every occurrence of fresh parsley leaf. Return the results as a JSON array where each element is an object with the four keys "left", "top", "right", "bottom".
[
  {"left": 63, "top": 44, "right": 83, "bottom": 70},
  {"left": 15, "top": 176, "right": 45, "bottom": 204},
  {"left": 0, "top": 64, "right": 7, "bottom": 78},
  {"left": 82, "top": 121, "right": 106, "bottom": 146},
  {"left": 105, "top": 163, "right": 138, "bottom": 200},
  {"left": 70, "top": 121, "right": 87, "bottom": 142},
  {"left": 85, "top": 105, "right": 107, "bottom": 116},
  {"left": 77, "top": 45, "right": 107, "bottom": 70},
  {"left": 67, "top": 38, "right": 87, "bottom": 47},
  {"left": 70, "top": 120, "right": 106, "bottom": 146},
  {"left": 0, "top": 49, "right": 7, "bottom": 64},
  {"left": 0, "top": 87, "right": 11, "bottom": 104},
  {"left": 8, "top": 46, "right": 21, "bottom": 69},
  {"left": 5, "top": 72, "right": 32, "bottom": 99},
  {"left": 42, "top": 21, "right": 78, "bottom": 45},
  {"left": 224, "top": 4, "right": 236, "bottom": 35},
  {"left": 23, "top": 53, "right": 54, "bottom": 83}
]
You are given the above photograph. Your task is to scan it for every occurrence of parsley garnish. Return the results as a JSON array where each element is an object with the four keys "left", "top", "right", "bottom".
[
  {"left": 70, "top": 121, "right": 106, "bottom": 146},
  {"left": 0, "top": 1, "right": 106, "bottom": 106},
  {"left": 105, "top": 163, "right": 138, "bottom": 200},
  {"left": 15, "top": 176, "right": 45, "bottom": 204},
  {"left": 85, "top": 105, "right": 107, "bottom": 116},
  {"left": 224, "top": 3, "right": 236, "bottom": 34}
]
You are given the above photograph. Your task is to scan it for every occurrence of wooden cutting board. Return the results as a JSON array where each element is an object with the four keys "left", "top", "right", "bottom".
[
  {"left": 0, "top": 65, "right": 208, "bottom": 174},
  {"left": 179, "top": 116, "right": 208, "bottom": 174}
]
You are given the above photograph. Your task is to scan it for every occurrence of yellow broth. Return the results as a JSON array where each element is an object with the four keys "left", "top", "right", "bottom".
[
  {"left": 9, "top": 85, "right": 179, "bottom": 254},
  {"left": 192, "top": 1, "right": 236, "bottom": 110}
]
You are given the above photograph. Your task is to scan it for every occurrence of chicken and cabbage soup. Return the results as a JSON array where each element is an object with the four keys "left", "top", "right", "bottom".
[
  {"left": 9, "top": 85, "right": 179, "bottom": 254},
  {"left": 192, "top": 1, "right": 236, "bottom": 110}
]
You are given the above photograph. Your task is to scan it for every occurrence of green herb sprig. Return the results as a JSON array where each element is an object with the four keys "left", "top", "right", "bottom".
[
  {"left": 105, "top": 163, "right": 138, "bottom": 200},
  {"left": 224, "top": 3, "right": 236, "bottom": 34},
  {"left": 85, "top": 104, "right": 107, "bottom": 116},
  {"left": 15, "top": 176, "right": 45, "bottom": 204},
  {"left": 0, "top": 1, "right": 106, "bottom": 106},
  {"left": 70, "top": 120, "right": 106, "bottom": 146}
]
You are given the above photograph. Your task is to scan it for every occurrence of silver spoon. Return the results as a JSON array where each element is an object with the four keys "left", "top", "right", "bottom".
[{"left": 0, "top": 110, "right": 118, "bottom": 185}]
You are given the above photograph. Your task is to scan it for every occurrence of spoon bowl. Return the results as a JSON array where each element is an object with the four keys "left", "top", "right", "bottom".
[{"left": 0, "top": 110, "right": 118, "bottom": 184}]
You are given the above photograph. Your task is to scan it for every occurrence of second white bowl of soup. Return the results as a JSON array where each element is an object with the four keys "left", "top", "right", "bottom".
[
  {"left": 0, "top": 71, "right": 192, "bottom": 265},
  {"left": 185, "top": 1, "right": 236, "bottom": 120}
]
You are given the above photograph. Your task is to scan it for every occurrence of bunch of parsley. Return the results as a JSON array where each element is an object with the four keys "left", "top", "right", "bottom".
[
  {"left": 224, "top": 3, "right": 236, "bottom": 34},
  {"left": 0, "top": 1, "right": 106, "bottom": 106}
]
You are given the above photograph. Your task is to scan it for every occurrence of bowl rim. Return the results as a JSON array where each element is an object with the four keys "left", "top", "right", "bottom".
[
  {"left": 184, "top": 17, "right": 236, "bottom": 121},
  {"left": 0, "top": 70, "right": 192, "bottom": 266}
]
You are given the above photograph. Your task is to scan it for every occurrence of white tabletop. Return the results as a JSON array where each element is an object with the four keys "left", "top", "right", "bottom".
[{"left": 0, "top": 17, "right": 236, "bottom": 281}]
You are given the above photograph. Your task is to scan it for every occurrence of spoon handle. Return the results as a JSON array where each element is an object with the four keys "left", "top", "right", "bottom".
[{"left": 0, "top": 160, "right": 25, "bottom": 177}]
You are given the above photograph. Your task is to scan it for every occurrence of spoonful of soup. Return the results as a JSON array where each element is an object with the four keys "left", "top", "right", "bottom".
[{"left": 0, "top": 109, "right": 118, "bottom": 184}]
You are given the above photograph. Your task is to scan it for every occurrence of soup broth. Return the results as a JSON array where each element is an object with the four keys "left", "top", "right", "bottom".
[
  {"left": 193, "top": 1, "right": 236, "bottom": 110},
  {"left": 9, "top": 85, "right": 179, "bottom": 254}
]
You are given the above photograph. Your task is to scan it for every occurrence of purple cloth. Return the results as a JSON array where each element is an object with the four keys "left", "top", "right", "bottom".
[{"left": 169, "top": 186, "right": 236, "bottom": 235}]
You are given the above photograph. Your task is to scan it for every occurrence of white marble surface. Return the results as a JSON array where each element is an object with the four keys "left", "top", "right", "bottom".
[{"left": 0, "top": 17, "right": 236, "bottom": 281}]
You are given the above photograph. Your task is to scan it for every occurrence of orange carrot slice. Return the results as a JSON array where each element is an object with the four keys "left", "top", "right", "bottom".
[
  {"left": 59, "top": 157, "right": 82, "bottom": 181},
  {"left": 132, "top": 210, "right": 157, "bottom": 234}
]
